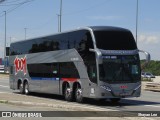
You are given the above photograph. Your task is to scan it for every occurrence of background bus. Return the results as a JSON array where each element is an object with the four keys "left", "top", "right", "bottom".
[{"left": 9, "top": 26, "right": 150, "bottom": 103}]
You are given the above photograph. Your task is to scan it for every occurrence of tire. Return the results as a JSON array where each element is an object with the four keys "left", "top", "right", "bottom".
[
  {"left": 64, "top": 87, "right": 73, "bottom": 102},
  {"left": 110, "top": 98, "right": 121, "bottom": 103},
  {"left": 75, "top": 87, "right": 83, "bottom": 103},
  {"left": 24, "top": 82, "right": 30, "bottom": 95},
  {"left": 19, "top": 82, "right": 24, "bottom": 94}
]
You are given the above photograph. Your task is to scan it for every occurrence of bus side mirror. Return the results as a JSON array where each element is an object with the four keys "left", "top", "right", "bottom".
[{"left": 138, "top": 50, "right": 151, "bottom": 69}]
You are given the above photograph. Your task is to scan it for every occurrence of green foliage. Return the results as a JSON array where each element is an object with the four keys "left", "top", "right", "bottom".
[
  {"left": 141, "top": 77, "right": 153, "bottom": 82},
  {"left": 141, "top": 60, "right": 160, "bottom": 75}
]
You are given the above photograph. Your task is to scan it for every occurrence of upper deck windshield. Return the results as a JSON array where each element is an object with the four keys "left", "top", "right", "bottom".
[
  {"left": 99, "top": 55, "right": 141, "bottom": 83},
  {"left": 94, "top": 30, "right": 137, "bottom": 50}
]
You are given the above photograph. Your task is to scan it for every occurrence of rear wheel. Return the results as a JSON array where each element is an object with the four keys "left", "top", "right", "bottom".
[
  {"left": 75, "top": 87, "right": 83, "bottom": 103},
  {"left": 110, "top": 98, "right": 121, "bottom": 103},
  {"left": 19, "top": 82, "right": 24, "bottom": 94},
  {"left": 64, "top": 87, "right": 73, "bottom": 102},
  {"left": 24, "top": 82, "right": 30, "bottom": 95}
]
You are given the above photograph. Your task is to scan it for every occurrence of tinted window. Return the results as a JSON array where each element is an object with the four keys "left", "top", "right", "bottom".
[
  {"left": 85, "top": 52, "right": 97, "bottom": 83},
  {"left": 28, "top": 63, "right": 59, "bottom": 78},
  {"left": 68, "top": 30, "right": 94, "bottom": 51},
  {"left": 99, "top": 55, "right": 141, "bottom": 83},
  {"left": 94, "top": 31, "right": 137, "bottom": 50},
  {"left": 67, "top": 31, "right": 97, "bottom": 83},
  {"left": 10, "top": 40, "right": 33, "bottom": 55},
  {"left": 29, "top": 36, "right": 61, "bottom": 53},
  {"left": 27, "top": 62, "right": 80, "bottom": 79},
  {"left": 60, "top": 62, "right": 80, "bottom": 78},
  {"left": 10, "top": 30, "right": 94, "bottom": 55}
]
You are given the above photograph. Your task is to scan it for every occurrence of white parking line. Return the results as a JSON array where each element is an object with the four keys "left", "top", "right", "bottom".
[
  {"left": 0, "top": 85, "right": 9, "bottom": 88},
  {"left": 144, "top": 105, "right": 160, "bottom": 108},
  {"left": 51, "top": 100, "right": 116, "bottom": 111},
  {"left": 0, "top": 91, "right": 11, "bottom": 94}
]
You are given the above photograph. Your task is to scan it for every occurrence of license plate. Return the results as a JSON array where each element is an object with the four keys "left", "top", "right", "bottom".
[{"left": 119, "top": 92, "right": 131, "bottom": 96}]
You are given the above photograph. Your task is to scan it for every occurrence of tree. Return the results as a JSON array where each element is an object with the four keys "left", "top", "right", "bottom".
[{"left": 141, "top": 60, "right": 160, "bottom": 75}]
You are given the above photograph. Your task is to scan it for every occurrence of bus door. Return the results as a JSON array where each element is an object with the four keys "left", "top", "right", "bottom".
[{"left": 85, "top": 51, "right": 98, "bottom": 94}]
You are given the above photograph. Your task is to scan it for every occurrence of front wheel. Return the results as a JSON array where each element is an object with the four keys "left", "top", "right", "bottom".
[
  {"left": 75, "top": 88, "right": 83, "bottom": 103},
  {"left": 24, "top": 82, "right": 30, "bottom": 95}
]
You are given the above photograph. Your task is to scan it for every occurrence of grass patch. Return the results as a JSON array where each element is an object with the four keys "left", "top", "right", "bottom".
[
  {"left": 0, "top": 100, "right": 8, "bottom": 104},
  {"left": 0, "top": 73, "right": 9, "bottom": 75},
  {"left": 141, "top": 77, "right": 153, "bottom": 82}
]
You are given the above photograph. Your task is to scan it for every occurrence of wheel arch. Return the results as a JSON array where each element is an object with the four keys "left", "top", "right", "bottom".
[
  {"left": 73, "top": 82, "right": 81, "bottom": 93},
  {"left": 17, "top": 79, "right": 22, "bottom": 89},
  {"left": 23, "top": 79, "right": 29, "bottom": 85},
  {"left": 62, "top": 81, "right": 70, "bottom": 95},
  {"left": 17, "top": 78, "right": 29, "bottom": 89}
]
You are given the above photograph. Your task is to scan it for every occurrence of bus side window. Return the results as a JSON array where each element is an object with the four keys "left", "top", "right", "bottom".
[
  {"left": 78, "top": 32, "right": 94, "bottom": 52},
  {"left": 51, "top": 63, "right": 59, "bottom": 77}
]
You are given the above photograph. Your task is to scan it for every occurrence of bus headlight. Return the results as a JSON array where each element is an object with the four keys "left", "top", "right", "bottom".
[{"left": 100, "top": 85, "right": 112, "bottom": 92}]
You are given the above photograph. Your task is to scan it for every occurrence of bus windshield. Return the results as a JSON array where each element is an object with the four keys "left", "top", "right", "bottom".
[
  {"left": 94, "top": 31, "right": 137, "bottom": 50},
  {"left": 99, "top": 55, "right": 141, "bottom": 83}
]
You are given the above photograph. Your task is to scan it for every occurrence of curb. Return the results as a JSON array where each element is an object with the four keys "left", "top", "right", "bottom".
[
  {"left": 0, "top": 99, "right": 115, "bottom": 111},
  {"left": 0, "top": 74, "right": 9, "bottom": 78},
  {"left": 0, "top": 99, "right": 76, "bottom": 110}
]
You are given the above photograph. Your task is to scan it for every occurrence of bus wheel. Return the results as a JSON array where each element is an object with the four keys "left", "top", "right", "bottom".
[
  {"left": 19, "top": 82, "right": 24, "bottom": 94},
  {"left": 24, "top": 82, "right": 30, "bottom": 95},
  {"left": 75, "top": 87, "right": 83, "bottom": 103},
  {"left": 64, "top": 87, "right": 73, "bottom": 101},
  {"left": 110, "top": 98, "right": 121, "bottom": 103}
]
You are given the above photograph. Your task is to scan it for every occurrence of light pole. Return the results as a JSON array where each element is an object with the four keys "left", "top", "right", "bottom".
[
  {"left": 10, "top": 37, "right": 12, "bottom": 46},
  {"left": 4, "top": 11, "right": 6, "bottom": 59},
  {"left": 136, "top": 0, "right": 139, "bottom": 44},
  {"left": 59, "top": 0, "right": 62, "bottom": 32},
  {"left": 57, "top": 14, "right": 60, "bottom": 32}
]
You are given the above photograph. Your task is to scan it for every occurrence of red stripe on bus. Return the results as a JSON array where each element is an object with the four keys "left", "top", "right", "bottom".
[{"left": 61, "top": 78, "right": 77, "bottom": 82}]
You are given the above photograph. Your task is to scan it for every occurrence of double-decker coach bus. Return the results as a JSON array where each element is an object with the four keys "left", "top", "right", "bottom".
[{"left": 9, "top": 26, "right": 150, "bottom": 103}]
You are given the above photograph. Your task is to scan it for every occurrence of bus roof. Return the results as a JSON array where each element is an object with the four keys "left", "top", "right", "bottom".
[
  {"left": 88, "top": 26, "right": 130, "bottom": 32},
  {"left": 11, "top": 26, "right": 130, "bottom": 45}
]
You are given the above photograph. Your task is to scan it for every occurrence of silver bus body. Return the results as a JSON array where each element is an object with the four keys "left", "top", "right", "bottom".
[{"left": 9, "top": 26, "right": 148, "bottom": 102}]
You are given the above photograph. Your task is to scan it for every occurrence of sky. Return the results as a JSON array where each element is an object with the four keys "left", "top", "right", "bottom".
[{"left": 0, "top": 0, "right": 160, "bottom": 60}]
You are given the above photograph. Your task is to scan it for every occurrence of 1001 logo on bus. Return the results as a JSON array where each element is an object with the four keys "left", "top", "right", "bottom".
[{"left": 14, "top": 56, "right": 27, "bottom": 75}]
